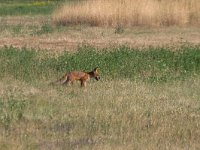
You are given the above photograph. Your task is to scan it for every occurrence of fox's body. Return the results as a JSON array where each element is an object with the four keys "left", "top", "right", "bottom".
[{"left": 52, "top": 68, "right": 100, "bottom": 87}]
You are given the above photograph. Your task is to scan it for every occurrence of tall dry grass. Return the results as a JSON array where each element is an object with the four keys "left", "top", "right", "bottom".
[{"left": 52, "top": 0, "right": 200, "bottom": 27}]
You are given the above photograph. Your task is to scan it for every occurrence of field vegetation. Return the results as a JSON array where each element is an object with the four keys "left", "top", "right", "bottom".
[
  {"left": 0, "top": 0, "right": 200, "bottom": 149},
  {"left": 0, "top": 45, "right": 200, "bottom": 83},
  {"left": 0, "top": 0, "right": 71, "bottom": 16},
  {"left": 0, "top": 1, "right": 56, "bottom": 16},
  {"left": 0, "top": 46, "right": 200, "bottom": 149},
  {"left": 53, "top": 0, "right": 200, "bottom": 27}
]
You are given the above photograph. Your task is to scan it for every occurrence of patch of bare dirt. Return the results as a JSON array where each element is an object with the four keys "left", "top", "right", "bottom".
[{"left": 0, "top": 34, "right": 199, "bottom": 52}]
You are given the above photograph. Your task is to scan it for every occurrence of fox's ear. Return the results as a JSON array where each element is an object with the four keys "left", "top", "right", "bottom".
[{"left": 93, "top": 67, "right": 99, "bottom": 72}]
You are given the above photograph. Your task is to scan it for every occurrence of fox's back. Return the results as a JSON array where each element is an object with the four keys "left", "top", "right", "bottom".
[{"left": 68, "top": 71, "right": 89, "bottom": 81}]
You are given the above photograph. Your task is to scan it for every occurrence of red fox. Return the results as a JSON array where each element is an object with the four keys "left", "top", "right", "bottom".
[{"left": 51, "top": 67, "right": 100, "bottom": 87}]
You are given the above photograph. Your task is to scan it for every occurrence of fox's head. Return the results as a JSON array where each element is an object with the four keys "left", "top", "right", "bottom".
[{"left": 91, "top": 67, "right": 100, "bottom": 81}]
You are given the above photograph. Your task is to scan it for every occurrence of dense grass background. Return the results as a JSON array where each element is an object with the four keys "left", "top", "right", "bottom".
[
  {"left": 0, "top": 46, "right": 200, "bottom": 149},
  {"left": 0, "top": 45, "right": 199, "bottom": 83},
  {"left": 53, "top": 0, "right": 200, "bottom": 27}
]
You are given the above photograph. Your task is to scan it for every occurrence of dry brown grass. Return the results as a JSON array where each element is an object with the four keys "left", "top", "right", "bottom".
[
  {"left": 53, "top": 0, "right": 200, "bottom": 27},
  {"left": 1, "top": 16, "right": 200, "bottom": 51},
  {"left": 0, "top": 77, "right": 200, "bottom": 150}
]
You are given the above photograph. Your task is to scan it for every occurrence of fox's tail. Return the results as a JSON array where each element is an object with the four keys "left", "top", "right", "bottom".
[{"left": 50, "top": 73, "right": 68, "bottom": 86}]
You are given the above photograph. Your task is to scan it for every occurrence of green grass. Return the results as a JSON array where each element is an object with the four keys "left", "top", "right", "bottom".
[
  {"left": 0, "top": 46, "right": 200, "bottom": 149},
  {"left": 0, "top": 23, "right": 65, "bottom": 36},
  {"left": 0, "top": 45, "right": 199, "bottom": 83},
  {"left": 0, "top": 0, "right": 84, "bottom": 16},
  {"left": 0, "top": 1, "right": 64, "bottom": 16}
]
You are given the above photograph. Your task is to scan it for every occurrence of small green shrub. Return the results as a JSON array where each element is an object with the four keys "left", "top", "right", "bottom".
[
  {"left": 115, "top": 24, "right": 124, "bottom": 34},
  {"left": 36, "top": 24, "right": 54, "bottom": 35},
  {"left": 12, "top": 24, "right": 22, "bottom": 35}
]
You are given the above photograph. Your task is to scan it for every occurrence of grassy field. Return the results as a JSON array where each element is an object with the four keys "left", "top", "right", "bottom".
[
  {"left": 0, "top": 46, "right": 200, "bottom": 83},
  {"left": 0, "top": 46, "right": 200, "bottom": 150},
  {"left": 0, "top": 0, "right": 200, "bottom": 149}
]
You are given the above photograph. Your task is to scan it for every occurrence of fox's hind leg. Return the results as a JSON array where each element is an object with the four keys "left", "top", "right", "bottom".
[
  {"left": 65, "top": 80, "right": 72, "bottom": 86},
  {"left": 59, "top": 74, "right": 69, "bottom": 85},
  {"left": 64, "top": 76, "right": 75, "bottom": 86}
]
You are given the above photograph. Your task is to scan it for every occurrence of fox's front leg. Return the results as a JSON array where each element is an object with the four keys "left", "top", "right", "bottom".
[{"left": 80, "top": 80, "right": 86, "bottom": 87}]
